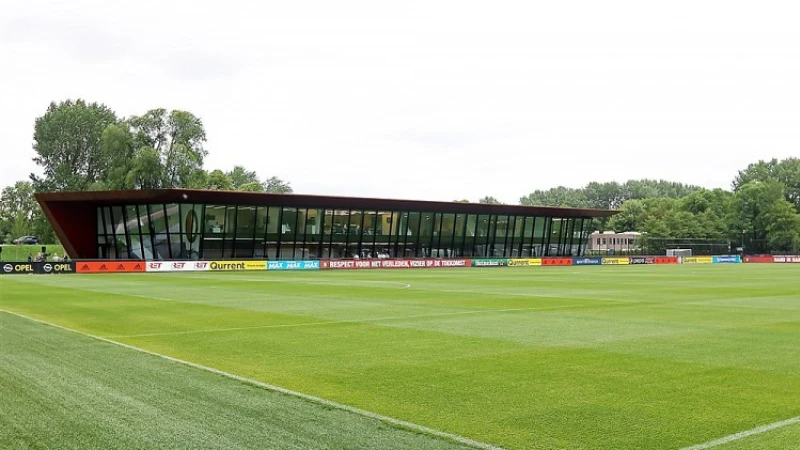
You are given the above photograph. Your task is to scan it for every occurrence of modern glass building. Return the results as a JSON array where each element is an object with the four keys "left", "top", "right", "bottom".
[{"left": 36, "top": 189, "right": 617, "bottom": 260}]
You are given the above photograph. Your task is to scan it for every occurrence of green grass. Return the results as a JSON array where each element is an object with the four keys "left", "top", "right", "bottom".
[
  {"left": 2, "top": 265, "right": 799, "bottom": 449},
  {"left": 0, "top": 244, "right": 64, "bottom": 261}
]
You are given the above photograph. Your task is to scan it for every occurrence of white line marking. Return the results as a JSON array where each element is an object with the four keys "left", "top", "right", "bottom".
[
  {"left": 0, "top": 309, "right": 506, "bottom": 450},
  {"left": 183, "top": 275, "right": 412, "bottom": 289},
  {"left": 678, "top": 416, "right": 800, "bottom": 450},
  {"left": 106, "top": 303, "right": 595, "bottom": 338}
]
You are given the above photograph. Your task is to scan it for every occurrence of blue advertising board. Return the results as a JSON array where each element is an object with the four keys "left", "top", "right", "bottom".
[
  {"left": 712, "top": 255, "right": 741, "bottom": 264},
  {"left": 267, "top": 260, "right": 320, "bottom": 271},
  {"left": 573, "top": 257, "right": 602, "bottom": 266}
]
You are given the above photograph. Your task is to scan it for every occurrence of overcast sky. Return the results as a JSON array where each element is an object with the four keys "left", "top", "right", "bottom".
[{"left": 1, "top": 0, "right": 798, "bottom": 203}]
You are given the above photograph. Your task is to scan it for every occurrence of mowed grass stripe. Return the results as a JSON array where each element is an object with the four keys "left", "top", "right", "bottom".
[
  {"left": 2, "top": 264, "right": 799, "bottom": 449},
  {"left": 0, "top": 311, "right": 481, "bottom": 450}
]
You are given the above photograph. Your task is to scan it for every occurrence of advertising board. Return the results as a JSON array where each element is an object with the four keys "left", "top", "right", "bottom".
[
  {"left": 773, "top": 255, "right": 800, "bottom": 263},
  {"left": 1, "top": 262, "right": 37, "bottom": 274},
  {"left": 541, "top": 258, "right": 573, "bottom": 266},
  {"left": 507, "top": 258, "right": 542, "bottom": 267},
  {"left": 267, "top": 260, "right": 320, "bottom": 271},
  {"left": 471, "top": 259, "right": 507, "bottom": 267},
  {"left": 742, "top": 255, "right": 775, "bottom": 263},
  {"left": 145, "top": 261, "right": 210, "bottom": 272},
  {"left": 324, "top": 259, "right": 470, "bottom": 270},
  {"left": 681, "top": 256, "right": 714, "bottom": 264},
  {"left": 573, "top": 257, "right": 602, "bottom": 266},
  {"left": 601, "top": 257, "right": 630, "bottom": 265},
  {"left": 39, "top": 262, "right": 76, "bottom": 274},
  {"left": 629, "top": 257, "right": 656, "bottom": 265},
  {"left": 654, "top": 257, "right": 679, "bottom": 264},
  {"left": 77, "top": 261, "right": 146, "bottom": 273},
  {"left": 209, "top": 261, "right": 266, "bottom": 271},
  {"left": 712, "top": 255, "right": 742, "bottom": 264}
]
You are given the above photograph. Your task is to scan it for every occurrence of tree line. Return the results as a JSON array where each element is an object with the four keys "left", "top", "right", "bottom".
[
  {"left": 2, "top": 99, "right": 799, "bottom": 254},
  {"left": 0, "top": 99, "right": 292, "bottom": 244}
]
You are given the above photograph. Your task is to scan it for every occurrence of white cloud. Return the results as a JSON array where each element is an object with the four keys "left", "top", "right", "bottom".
[{"left": 2, "top": 0, "right": 799, "bottom": 203}]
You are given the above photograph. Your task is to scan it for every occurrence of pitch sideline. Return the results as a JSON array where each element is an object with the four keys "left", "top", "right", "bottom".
[
  {"left": 0, "top": 309, "right": 506, "bottom": 450},
  {"left": 678, "top": 416, "right": 800, "bottom": 450}
]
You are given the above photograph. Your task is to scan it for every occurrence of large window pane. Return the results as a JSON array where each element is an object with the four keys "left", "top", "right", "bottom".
[
  {"left": 348, "top": 209, "right": 363, "bottom": 258},
  {"left": 491, "top": 215, "right": 508, "bottom": 257},
  {"left": 474, "top": 215, "right": 491, "bottom": 257},
  {"left": 254, "top": 206, "right": 269, "bottom": 258},
  {"left": 279, "top": 207, "right": 298, "bottom": 259},
  {"left": 202, "top": 205, "right": 226, "bottom": 260},
  {"left": 549, "top": 218, "right": 563, "bottom": 256},
  {"left": 405, "top": 212, "right": 421, "bottom": 257},
  {"left": 125, "top": 205, "right": 144, "bottom": 259},
  {"left": 532, "top": 217, "right": 547, "bottom": 257},
  {"left": 265, "top": 206, "right": 282, "bottom": 259},
  {"left": 360, "top": 210, "right": 378, "bottom": 258},
  {"left": 329, "top": 209, "right": 349, "bottom": 258},
  {"left": 452, "top": 213, "right": 467, "bottom": 257}
]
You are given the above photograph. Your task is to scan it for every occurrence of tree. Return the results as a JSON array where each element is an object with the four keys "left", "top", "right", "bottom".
[
  {"left": 31, "top": 99, "right": 119, "bottom": 192},
  {"left": 736, "top": 181, "right": 800, "bottom": 253},
  {"left": 734, "top": 158, "right": 800, "bottom": 212},
  {"left": 0, "top": 181, "right": 57, "bottom": 244},
  {"left": 453, "top": 199, "right": 470, "bottom": 203},
  {"left": 478, "top": 196, "right": 502, "bottom": 204},
  {"left": 264, "top": 176, "right": 293, "bottom": 194},
  {"left": 227, "top": 166, "right": 260, "bottom": 189},
  {"left": 205, "top": 170, "right": 234, "bottom": 191},
  {"left": 520, "top": 186, "right": 589, "bottom": 208},
  {"left": 128, "top": 109, "right": 208, "bottom": 188}
]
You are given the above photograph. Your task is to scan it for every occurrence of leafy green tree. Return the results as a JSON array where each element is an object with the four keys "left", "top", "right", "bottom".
[
  {"left": 734, "top": 158, "right": 800, "bottom": 212},
  {"left": 227, "top": 166, "right": 260, "bottom": 189},
  {"left": 264, "top": 176, "right": 293, "bottom": 194},
  {"left": 128, "top": 109, "right": 208, "bottom": 188},
  {"left": 31, "top": 100, "right": 119, "bottom": 191},
  {"left": 205, "top": 170, "right": 234, "bottom": 190},
  {"left": 479, "top": 196, "right": 502, "bottom": 204},
  {"left": 520, "top": 186, "right": 589, "bottom": 207},
  {"left": 736, "top": 181, "right": 800, "bottom": 253}
]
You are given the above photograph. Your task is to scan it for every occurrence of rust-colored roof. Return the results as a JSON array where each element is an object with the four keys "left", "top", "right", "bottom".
[{"left": 35, "top": 189, "right": 618, "bottom": 218}]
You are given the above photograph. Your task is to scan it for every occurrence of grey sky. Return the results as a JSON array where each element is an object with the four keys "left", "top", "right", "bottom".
[{"left": 2, "top": 0, "right": 798, "bottom": 203}]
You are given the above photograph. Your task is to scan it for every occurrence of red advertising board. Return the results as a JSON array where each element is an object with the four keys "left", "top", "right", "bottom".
[
  {"left": 654, "top": 257, "right": 679, "bottom": 265},
  {"left": 743, "top": 255, "right": 775, "bottom": 264},
  {"left": 323, "top": 259, "right": 471, "bottom": 270},
  {"left": 772, "top": 255, "right": 800, "bottom": 263},
  {"left": 542, "top": 258, "right": 573, "bottom": 266},
  {"left": 77, "top": 261, "right": 146, "bottom": 273}
]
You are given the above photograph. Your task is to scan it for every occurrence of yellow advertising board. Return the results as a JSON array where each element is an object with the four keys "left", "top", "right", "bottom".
[
  {"left": 681, "top": 256, "right": 713, "bottom": 264},
  {"left": 209, "top": 261, "right": 266, "bottom": 271},
  {"left": 601, "top": 257, "right": 630, "bottom": 265},
  {"left": 507, "top": 258, "right": 542, "bottom": 267}
]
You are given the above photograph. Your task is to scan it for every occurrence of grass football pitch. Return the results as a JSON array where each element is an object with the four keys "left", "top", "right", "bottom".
[{"left": 1, "top": 264, "right": 799, "bottom": 449}]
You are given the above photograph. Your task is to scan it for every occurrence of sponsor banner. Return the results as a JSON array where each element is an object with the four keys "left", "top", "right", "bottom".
[
  {"left": 77, "top": 261, "right": 146, "bottom": 273},
  {"left": 325, "top": 259, "right": 471, "bottom": 270},
  {"left": 542, "top": 258, "right": 573, "bottom": 266},
  {"left": 654, "top": 257, "right": 679, "bottom": 265},
  {"left": 39, "top": 262, "right": 77, "bottom": 274},
  {"left": 629, "top": 257, "right": 656, "bottom": 265},
  {"left": 209, "top": 261, "right": 266, "bottom": 271},
  {"left": 1, "top": 262, "right": 37, "bottom": 275},
  {"left": 712, "top": 255, "right": 742, "bottom": 264},
  {"left": 507, "top": 258, "right": 542, "bottom": 267},
  {"left": 773, "top": 255, "right": 800, "bottom": 263},
  {"left": 267, "top": 260, "right": 320, "bottom": 271},
  {"left": 602, "top": 257, "right": 630, "bottom": 265},
  {"left": 573, "top": 257, "right": 603, "bottom": 266},
  {"left": 681, "top": 256, "right": 714, "bottom": 265},
  {"left": 743, "top": 255, "right": 774, "bottom": 264},
  {"left": 146, "top": 261, "right": 210, "bottom": 272},
  {"left": 471, "top": 259, "right": 507, "bottom": 267}
]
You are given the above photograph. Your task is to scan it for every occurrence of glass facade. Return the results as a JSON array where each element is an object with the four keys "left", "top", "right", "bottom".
[{"left": 95, "top": 203, "right": 595, "bottom": 260}]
